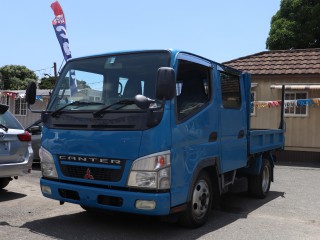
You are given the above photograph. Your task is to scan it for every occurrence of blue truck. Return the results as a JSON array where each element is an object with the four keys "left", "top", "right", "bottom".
[{"left": 26, "top": 49, "right": 284, "bottom": 227}]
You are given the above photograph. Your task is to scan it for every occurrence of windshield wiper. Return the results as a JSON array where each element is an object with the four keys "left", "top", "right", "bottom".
[
  {"left": 0, "top": 124, "right": 8, "bottom": 132},
  {"left": 93, "top": 99, "right": 135, "bottom": 118},
  {"left": 51, "top": 101, "right": 104, "bottom": 118}
]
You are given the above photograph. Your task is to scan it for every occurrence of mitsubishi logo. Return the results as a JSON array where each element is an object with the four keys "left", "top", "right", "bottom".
[{"left": 84, "top": 169, "right": 94, "bottom": 180}]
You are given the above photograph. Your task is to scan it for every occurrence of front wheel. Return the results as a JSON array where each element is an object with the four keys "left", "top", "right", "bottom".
[
  {"left": 179, "top": 171, "right": 213, "bottom": 228},
  {"left": 248, "top": 158, "right": 272, "bottom": 199}
]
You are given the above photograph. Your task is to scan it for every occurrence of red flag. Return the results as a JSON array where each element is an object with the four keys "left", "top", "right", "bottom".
[{"left": 51, "top": 1, "right": 64, "bottom": 19}]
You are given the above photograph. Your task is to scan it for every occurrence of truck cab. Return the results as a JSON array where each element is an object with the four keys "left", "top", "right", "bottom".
[{"left": 26, "top": 49, "right": 284, "bottom": 227}]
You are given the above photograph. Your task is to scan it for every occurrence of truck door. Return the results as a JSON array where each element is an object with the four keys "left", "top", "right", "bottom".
[
  {"left": 218, "top": 69, "right": 247, "bottom": 173},
  {"left": 171, "top": 53, "right": 219, "bottom": 206}
]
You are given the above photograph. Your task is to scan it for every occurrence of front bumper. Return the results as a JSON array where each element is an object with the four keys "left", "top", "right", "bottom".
[{"left": 40, "top": 178, "right": 171, "bottom": 216}]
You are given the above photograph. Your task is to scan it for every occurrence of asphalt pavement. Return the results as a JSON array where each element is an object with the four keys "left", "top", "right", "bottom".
[{"left": 0, "top": 162, "right": 319, "bottom": 240}]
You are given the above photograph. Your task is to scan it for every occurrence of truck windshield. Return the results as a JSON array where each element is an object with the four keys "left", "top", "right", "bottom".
[{"left": 47, "top": 52, "right": 171, "bottom": 112}]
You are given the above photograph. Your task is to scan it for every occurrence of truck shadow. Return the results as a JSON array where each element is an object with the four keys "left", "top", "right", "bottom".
[
  {"left": 0, "top": 189, "right": 26, "bottom": 202},
  {"left": 21, "top": 190, "right": 284, "bottom": 240}
]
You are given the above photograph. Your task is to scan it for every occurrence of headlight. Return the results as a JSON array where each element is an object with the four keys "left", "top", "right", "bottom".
[
  {"left": 39, "top": 147, "right": 58, "bottom": 179},
  {"left": 127, "top": 150, "right": 171, "bottom": 190}
]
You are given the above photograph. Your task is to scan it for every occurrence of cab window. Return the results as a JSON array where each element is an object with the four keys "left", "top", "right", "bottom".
[{"left": 176, "top": 60, "right": 211, "bottom": 120}]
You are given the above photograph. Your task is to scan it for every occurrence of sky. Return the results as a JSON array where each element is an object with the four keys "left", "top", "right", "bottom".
[{"left": 0, "top": 0, "right": 281, "bottom": 78}]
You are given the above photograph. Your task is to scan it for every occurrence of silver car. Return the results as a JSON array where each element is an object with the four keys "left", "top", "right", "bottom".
[{"left": 0, "top": 104, "right": 33, "bottom": 189}]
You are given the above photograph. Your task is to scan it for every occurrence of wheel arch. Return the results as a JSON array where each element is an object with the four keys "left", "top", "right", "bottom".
[
  {"left": 243, "top": 152, "right": 275, "bottom": 181},
  {"left": 186, "top": 157, "right": 221, "bottom": 203}
]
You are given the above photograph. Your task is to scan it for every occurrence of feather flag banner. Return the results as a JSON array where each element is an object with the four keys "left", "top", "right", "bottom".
[
  {"left": 51, "top": 1, "right": 71, "bottom": 61},
  {"left": 51, "top": 1, "right": 77, "bottom": 95}
]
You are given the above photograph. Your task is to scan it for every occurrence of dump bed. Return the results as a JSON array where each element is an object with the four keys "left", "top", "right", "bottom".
[{"left": 249, "top": 129, "right": 285, "bottom": 154}]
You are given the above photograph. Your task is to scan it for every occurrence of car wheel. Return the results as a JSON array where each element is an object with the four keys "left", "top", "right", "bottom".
[
  {"left": 248, "top": 158, "right": 272, "bottom": 199},
  {"left": 179, "top": 171, "right": 213, "bottom": 228}
]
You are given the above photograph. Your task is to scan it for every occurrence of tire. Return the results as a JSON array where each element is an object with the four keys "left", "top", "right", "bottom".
[
  {"left": 248, "top": 158, "right": 272, "bottom": 199},
  {"left": 179, "top": 171, "right": 213, "bottom": 228},
  {"left": 0, "top": 178, "right": 11, "bottom": 189}
]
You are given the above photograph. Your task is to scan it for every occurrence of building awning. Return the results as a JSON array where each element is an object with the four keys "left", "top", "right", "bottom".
[{"left": 270, "top": 84, "right": 320, "bottom": 90}]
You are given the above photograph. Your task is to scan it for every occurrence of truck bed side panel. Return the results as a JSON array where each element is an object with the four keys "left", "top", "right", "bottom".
[{"left": 249, "top": 129, "right": 285, "bottom": 154}]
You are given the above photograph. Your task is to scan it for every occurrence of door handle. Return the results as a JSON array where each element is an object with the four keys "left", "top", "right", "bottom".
[
  {"left": 209, "top": 132, "right": 218, "bottom": 142},
  {"left": 238, "top": 130, "right": 245, "bottom": 139}
]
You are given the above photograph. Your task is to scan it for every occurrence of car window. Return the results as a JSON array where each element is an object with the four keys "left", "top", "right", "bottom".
[{"left": 0, "top": 111, "right": 23, "bottom": 129}]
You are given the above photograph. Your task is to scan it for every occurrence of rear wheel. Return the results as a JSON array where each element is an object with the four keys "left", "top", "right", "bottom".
[
  {"left": 0, "top": 178, "right": 11, "bottom": 189},
  {"left": 179, "top": 171, "right": 213, "bottom": 228},
  {"left": 248, "top": 158, "right": 272, "bottom": 199}
]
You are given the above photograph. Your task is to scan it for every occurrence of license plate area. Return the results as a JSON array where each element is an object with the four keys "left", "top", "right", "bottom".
[{"left": 0, "top": 142, "right": 9, "bottom": 154}]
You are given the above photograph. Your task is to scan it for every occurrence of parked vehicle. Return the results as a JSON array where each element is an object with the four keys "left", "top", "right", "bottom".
[
  {"left": 0, "top": 104, "right": 33, "bottom": 189},
  {"left": 26, "top": 50, "right": 285, "bottom": 227},
  {"left": 26, "top": 120, "right": 42, "bottom": 162}
]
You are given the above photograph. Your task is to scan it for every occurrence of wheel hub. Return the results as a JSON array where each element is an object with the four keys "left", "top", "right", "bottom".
[
  {"left": 192, "top": 179, "right": 210, "bottom": 218},
  {"left": 262, "top": 165, "right": 270, "bottom": 193}
]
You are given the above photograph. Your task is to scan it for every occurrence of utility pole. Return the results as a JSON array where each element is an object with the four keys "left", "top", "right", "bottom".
[
  {"left": 53, "top": 62, "right": 58, "bottom": 81},
  {"left": 0, "top": 72, "right": 2, "bottom": 90}
]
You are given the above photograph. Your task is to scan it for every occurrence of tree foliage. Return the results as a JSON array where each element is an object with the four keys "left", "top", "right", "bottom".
[
  {"left": 0, "top": 65, "right": 38, "bottom": 90},
  {"left": 266, "top": 0, "right": 320, "bottom": 50},
  {"left": 39, "top": 76, "right": 56, "bottom": 89},
  {"left": 77, "top": 80, "right": 91, "bottom": 89}
]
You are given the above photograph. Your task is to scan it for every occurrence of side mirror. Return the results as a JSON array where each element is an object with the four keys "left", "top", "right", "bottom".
[
  {"left": 156, "top": 67, "right": 176, "bottom": 100},
  {"left": 25, "top": 81, "right": 37, "bottom": 105},
  {"left": 27, "top": 125, "right": 41, "bottom": 134},
  {"left": 134, "top": 94, "right": 155, "bottom": 110}
]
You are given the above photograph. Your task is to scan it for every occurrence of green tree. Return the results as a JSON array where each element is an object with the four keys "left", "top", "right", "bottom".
[
  {"left": 266, "top": 0, "right": 320, "bottom": 50},
  {"left": 60, "top": 78, "right": 91, "bottom": 90},
  {"left": 39, "top": 76, "right": 56, "bottom": 89},
  {"left": 0, "top": 65, "right": 38, "bottom": 90},
  {"left": 77, "top": 80, "right": 91, "bottom": 89}
]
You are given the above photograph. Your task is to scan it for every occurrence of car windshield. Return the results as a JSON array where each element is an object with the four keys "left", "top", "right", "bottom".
[{"left": 47, "top": 51, "right": 170, "bottom": 112}]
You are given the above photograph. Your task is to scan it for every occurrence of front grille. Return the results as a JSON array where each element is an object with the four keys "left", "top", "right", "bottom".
[{"left": 60, "top": 164, "right": 125, "bottom": 182}]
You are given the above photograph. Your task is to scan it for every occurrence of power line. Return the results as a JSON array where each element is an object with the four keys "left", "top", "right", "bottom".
[{"left": 32, "top": 66, "right": 53, "bottom": 73}]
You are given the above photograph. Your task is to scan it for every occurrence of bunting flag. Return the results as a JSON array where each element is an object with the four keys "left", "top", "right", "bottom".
[
  {"left": 1, "top": 91, "right": 19, "bottom": 99},
  {"left": 252, "top": 98, "right": 320, "bottom": 109},
  {"left": 51, "top": 1, "right": 77, "bottom": 96},
  {"left": 0, "top": 91, "right": 46, "bottom": 100}
]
